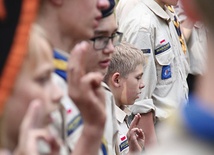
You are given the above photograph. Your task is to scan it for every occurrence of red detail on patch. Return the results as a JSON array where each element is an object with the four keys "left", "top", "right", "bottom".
[
  {"left": 67, "top": 109, "right": 72, "bottom": 114},
  {"left": 160, "top": 39, "right": 166, "bottom": 44},
  {"left": 121, "top": 136, "right": 126, "bottom": 141}
]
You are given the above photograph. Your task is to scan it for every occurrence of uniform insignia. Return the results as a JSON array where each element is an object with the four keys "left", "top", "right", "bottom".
[
  {"left": 119, "top": 139, "right": 129, "bottom": 152},
  {"left": 161, "top": 65, "right": 171, "bottom": 80},
  {"left": 155, "top": 42, "right": 171, "bottom": 55},
  {"left": 67, "top": 114, "right": 83, "bottom": 136},
  {"left": 141, "top": 49, "right": 151, "bottom": 54},
  {"left": 160, "top": 39, "right": 166, "bottom": 44}
]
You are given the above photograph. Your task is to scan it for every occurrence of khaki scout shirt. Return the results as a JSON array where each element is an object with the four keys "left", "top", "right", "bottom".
[
  {"left": 174, "top": 2, "right": 207, "bottom": 75},
  {"left": 115, "top": 106, "right": 131, "bottom": 155},
  {"left": 52, "top": 73, "right": 118, "bottom": 155},
  {"left": 116, "top": 0, "right": 189, "bottom": 120}
]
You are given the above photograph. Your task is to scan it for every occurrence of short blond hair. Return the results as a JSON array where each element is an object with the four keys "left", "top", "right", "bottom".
[{"left": 104, "top": 41, "right": 145, "bottom": 81}]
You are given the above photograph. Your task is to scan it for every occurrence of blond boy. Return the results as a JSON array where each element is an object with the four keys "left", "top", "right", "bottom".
[{"left": 104, "top": 42, "right": 146, "bottom": 155}]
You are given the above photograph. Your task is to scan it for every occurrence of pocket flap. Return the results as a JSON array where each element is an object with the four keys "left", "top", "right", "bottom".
[{"left": 155, "top": 48, "right": 174, "bottom": 65}]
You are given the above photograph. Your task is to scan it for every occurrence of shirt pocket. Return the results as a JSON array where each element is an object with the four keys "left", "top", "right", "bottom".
[{"left": 155, "top": 46, "right": 175, "bottom": 85}]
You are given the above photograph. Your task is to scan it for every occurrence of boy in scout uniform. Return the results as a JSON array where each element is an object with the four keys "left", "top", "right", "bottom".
[
  {"left": 174, "top": 1, "right": 207, "bottom": 94},
  {"left": 116, "top": 0, "right": 189, "bottom": 148},
  {"left": 144, "top": 0, "right": 214, "bottom": 154},
  {"left": 104, "top": 41, "right": 146, "bottom": 155},
  {"left": 53, "top": 1, "right": 121, "bottom": 155}
]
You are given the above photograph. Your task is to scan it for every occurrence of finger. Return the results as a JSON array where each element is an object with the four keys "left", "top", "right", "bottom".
[
  {"left": 129, "top": 113, "right": 141, "bottom": 130},
  {"left": 127, "top": 128, "right": 138, "bottom": 140},
  {"left": 135, "top": 129, "right": 145, "bottom": 140},
  {"left": 68, "top": 41, "right": 89, "bottom": 68},
  {"left": 32, "top": 129, "right": 60, "bottom": 155},
  {"left": 81, "top": 72, "right": 104, "bottom": 101},
  {"left": 20, "top": 100, "right": 43, "bottom": 132}
]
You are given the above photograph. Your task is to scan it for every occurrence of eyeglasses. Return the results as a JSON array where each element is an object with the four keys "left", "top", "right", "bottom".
[{"left": 90, "top": 32, "right": 123, "bottom": 50}]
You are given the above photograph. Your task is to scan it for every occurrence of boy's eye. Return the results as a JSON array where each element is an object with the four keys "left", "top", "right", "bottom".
[
  {"left": 36, "top": 74, "right": 51, "bottom": 86},
  {"left": 136, "top": 75, "right": 142, "bottom": 80}
]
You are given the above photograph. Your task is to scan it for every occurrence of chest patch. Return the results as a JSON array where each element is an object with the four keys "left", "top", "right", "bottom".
[{"left": 161, "top": 65, "right": 172, "bottom": 80}]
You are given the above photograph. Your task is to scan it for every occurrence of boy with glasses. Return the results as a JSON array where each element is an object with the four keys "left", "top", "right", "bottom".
[{"left": 53, "top": 1, "right": 124, "bottom": 155}]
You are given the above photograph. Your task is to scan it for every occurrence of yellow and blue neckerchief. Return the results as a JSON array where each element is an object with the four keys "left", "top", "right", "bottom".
[
  {"left": 182, "top": 94, "right": 214, "bottom": 143},
  {"left": 53, "top": 50, "right": 68, "bottom": 81},
  {"left": 167, "top": 5, "right": 187, "bottom": 54}
]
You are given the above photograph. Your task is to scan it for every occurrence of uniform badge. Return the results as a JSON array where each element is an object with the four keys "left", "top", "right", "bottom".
[
  {"left": 155, "top": 42, "right": 171, "bottom": 55},
  {"left": 119, "top": 135, "right": 129, "bottom": 152},
  {"left": 141, "top": 49, "right": 151, "bottom": 54},
  {"left": 161, "top": 65, "right": 171, "bottom": 80}
]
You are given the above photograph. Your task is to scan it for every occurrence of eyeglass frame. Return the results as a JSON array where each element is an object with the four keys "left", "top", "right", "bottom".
[{"left": 90, "top": 31, "right": 123, "bottom": 50}]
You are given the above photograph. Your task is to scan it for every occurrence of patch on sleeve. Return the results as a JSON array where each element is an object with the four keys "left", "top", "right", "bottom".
[
  {"left": 141, "top": 49, "right": 151, "bottom": 54},
  {"left": 119, "top": 135, "right": 129, "bottom": 152},
  {"left": 161, "top": 65, "right": 172, "bottom": 80},
  {"left": 67, "top": 114, "right": 83, "bottom": 136},
  {"left": 155, "top": 42, "right": 171, "bottom": 55}
]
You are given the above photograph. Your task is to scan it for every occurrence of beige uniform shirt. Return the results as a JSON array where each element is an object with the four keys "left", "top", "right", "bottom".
[
  {"left": 116, "top": 0, "right": 189, "bottom": 120},
  {"left": 174, "top": 2, "right": 207, "bottom": 75},
  {"left": 52, "top": 73, "right": 118, "bottom": 155},
  {"left": 115, "top": 106, "right": 131, "bottom": 155}
]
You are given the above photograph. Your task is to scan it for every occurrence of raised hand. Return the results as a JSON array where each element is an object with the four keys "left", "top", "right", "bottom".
[
  {"left": 67, "top": 41, "right": 106, "bottom": 127},
  {"left": 13, "top": 100, "right": 61, "bottom": 155},
  {"left": 127, "top": 113, "right": 145, "bottom": 153},
  {"left": 67, "top": 41, "right": 106, "bottom": 155}
]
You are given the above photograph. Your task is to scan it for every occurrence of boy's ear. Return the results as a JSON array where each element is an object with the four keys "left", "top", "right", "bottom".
[
  {"left": 181, "top": 0, "right": 201, "bottom": 22},
  {"left": 111, "top": 72, "right": 121, "bottom": 87}
]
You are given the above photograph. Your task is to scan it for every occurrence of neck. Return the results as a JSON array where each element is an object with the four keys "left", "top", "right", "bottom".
[
  {"left": 36, "top": 13, "right": 77, "bottom": 53},
  {"left": 155, "top": 0, "right": 165, "bottom": 9}
]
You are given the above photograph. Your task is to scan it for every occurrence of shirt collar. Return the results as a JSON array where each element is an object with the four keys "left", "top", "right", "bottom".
[
  {"left": 115, "top": 106, "right": 131, "bottom": 124},
  {"left": 102, "top": 82, "right": 111, "bottom": 92},
  {"left": 141, "top": 0, "right": 170, "bottom": 21}
]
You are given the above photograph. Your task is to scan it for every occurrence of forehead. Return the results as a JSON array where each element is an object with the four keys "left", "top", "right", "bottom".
[
  {"left": 94, "top": 14, "right": 117, "bottom": 35},
  {"left": 130, "top": 64, "right": 144, "bottom": 75}
]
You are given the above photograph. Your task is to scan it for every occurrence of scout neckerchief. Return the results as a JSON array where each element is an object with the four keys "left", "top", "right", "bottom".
[
  {"left": 182, "top": 94, "right": 214, "bottom": 143},
  {"left": 53, "top": 50, "right": 68, "bottom": 81},
  {"left": 167, "top": 5, "right": 187, "bottom": 54}
]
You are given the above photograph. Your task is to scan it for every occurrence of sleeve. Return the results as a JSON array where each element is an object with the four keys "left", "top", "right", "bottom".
[{"left": 126, "top": 29, "right": 157, "bottom": 115}]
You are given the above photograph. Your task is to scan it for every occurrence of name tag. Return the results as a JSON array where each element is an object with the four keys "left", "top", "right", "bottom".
[{"left": 155, "top": 42, "right": 171, "bottom": 55}]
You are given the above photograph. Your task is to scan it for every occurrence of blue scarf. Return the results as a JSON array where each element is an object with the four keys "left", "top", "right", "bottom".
[{"left": 182, "top": 94, "right": 214, "bottom": 143}]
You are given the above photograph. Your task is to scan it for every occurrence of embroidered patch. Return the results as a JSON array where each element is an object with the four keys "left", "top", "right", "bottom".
[
  {"left": 119, "top": 139, "right": 129, "bottom": 152},
  {"left": 120, "top": 136, "right": 126, "bottom": 141},
  {"left": 160, "top": 39, "right": 166, "bottom": 44},
  {"left": 67, "top": 114, "right": 83, "bottom": 136},
  {"left": 141, "top": 49, "right": 151, "bottom": 54},
  {"left": 155, "top": 42, "right": 171, "bottom": 55},
  {"left": 161, "top": 65, "right": 171, "bottom": 80}
]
